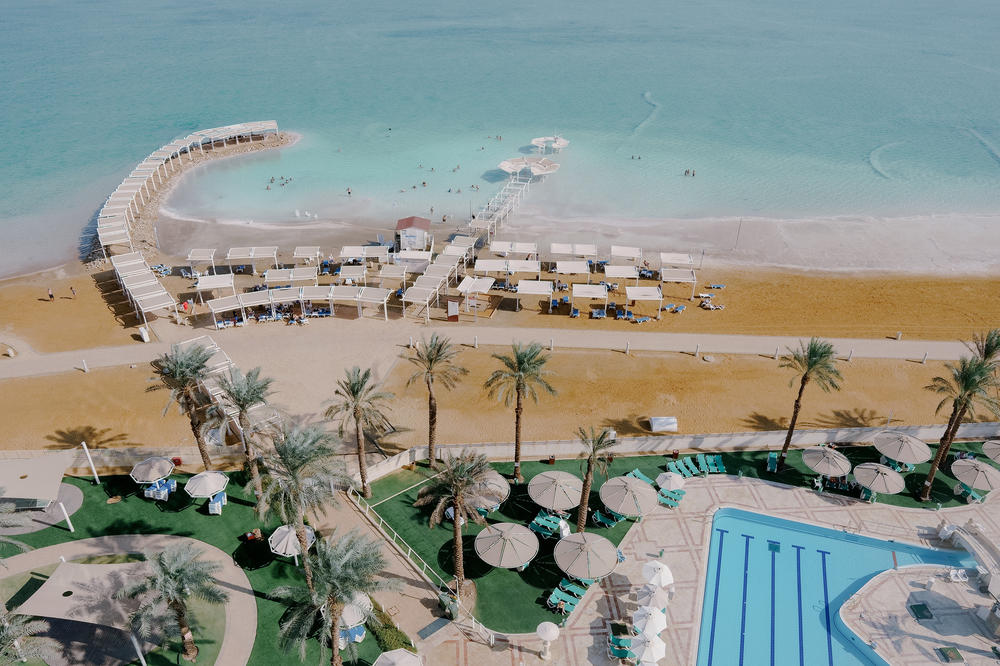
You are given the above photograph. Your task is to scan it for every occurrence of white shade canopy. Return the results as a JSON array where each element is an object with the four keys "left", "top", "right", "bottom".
[
  {"left": 16, "top": 562, "right": 144, "bottom": 632},
  {"left": 527, "top": 470, "right": 583, "bottom": 510},
  {"left": 635, "top": 583, "right": 671, "bottom": 608},
  {"left": 553, "top": 532, "right": 619, "bottom": 580},
  {"left": 0, "top": 453, "right": 73, "bottom": 506},
  {"left": 642, "top": 560, "right": 674, "bottom": 587},
  {"left": 604, "top": 265, "right": 640, "bottom": 282},
  {"left": 268, "top": 524, "right": 316, "bottom": 557},
  {"left": 801, "top": 447, "right": 852, "bottom": 477},
  {"left": 341, "top": 591, "right": 373, "bottom": 629},
  {"left": 536, "top": 620, "right": 560, "bottom": 641},
  {"left": 497, "top": 156, "right": 560, "bottom": 175},
  {"left": 473, "top": 259, "right": 509, "bottom": 274},
  {"left": 474, "top": 522, "right": 540, "bottom": 568},
  {"left": 852, "top": 462, "right": 905, "bottom": 494},
  {"left": 572, "top": 283, "right": 608, "bottom": 300},
  {"left": 187, "top": 248, "right": 216, "bottom": 263},
  {"left": 599, "top": 476, "right": 658, "bottom": 517},
  {"left": 193, "top": 273, "right": 235, "bottom": 293},
  {"left": 184, "top": 472, "right": 229, "bottom": 498},
  {"left": 951, "top": 459, "right": 1000, "bottom": 491},
  {"left": 655, "top": 472, "right": 685, "bottom": 491},
  {"left": 373, "top": 649, "right": 423, "bottom": 666},
  {"left": 456, "top": 276, "right": 495, "bottom": 295},
  {"left": 515, "top": 280, "right": 554, "bottom": 296},
  {"left": 633, "top": 605, "right": 668, "bottom": 635},
  {"left": 872, "top": 431, "right": 932, "bottom": 464},
  {"left": 130, "top": 456, "right": 174, "bottom": 484},
  {"left": 983, "top": 441, "right": 1000, "bottom": 463},
  {"left": 630, "top": 633, "right": 667, "bottom": 663},
  {"left": 555, "top": 260, "right": 590, "bottom": 276},
  {"left": 611, "top": 245, "right": 642, "bottom": 261},
  {"left": 293, "top": 246, "right": 321, "bottom": 260},
  {"left": 659, "top": 252, "right": 694, "bottom": 267}
]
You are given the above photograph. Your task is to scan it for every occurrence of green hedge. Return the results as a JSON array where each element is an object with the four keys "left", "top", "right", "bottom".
[{"left": 368, "top": 601, "right": 416, "bottom": 653}]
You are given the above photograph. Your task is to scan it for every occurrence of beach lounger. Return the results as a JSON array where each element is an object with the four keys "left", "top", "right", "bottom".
[
  {"left": 954, "top": 483, "right": 983, "bottom": 504},
  {"left": 615, "top": 309, "right": 626, "bottom": 320},
  {"left": 674, "top": 305, "right": 686, "bottom": 313},
  {"left": 561, "top": 296, "right": 569, "bottom": 304},
  {"left": 593, "top": 510, "right": 619, "bottom": 528},
  {"left": 529, "top": 520, "right": 558, "bottom": 538},
  {"left": 607, "top": 508, "right": 628, "bottom": 523},
  {"left": 634, "top": 316, "right": 651, "bottom": 324},
  {"left": 710, "top": 284, "right": 726, "bottom": 289},
  {"left": 696, "top": 454, "right": 711, "bottom": 474},
  {"left": 608, "top": 644, "right": 637, "bottom": 662},
  {"left": 609, "top": 635, "right": 632, "bottom": 648},
  {"left": 547, "top": 589, "right": 578, "bottom": 614},
  {"left": 657, "top": 491, "right": 679, "bottom": 508},
  {"left": 667, "top": 460, "right": 692, "bottom": 478},
  {"left": 766, "top": 451, "right": 778, "bottom": 473},
  {"left": 662, "top": 303, "right": 675, "bottom": 312},
  {"left": 570, "top": 308, "right": 580, "bottom": 318},
  {"left": 661, "top": 488, "right": 685, "bottom": 501},
  {"left": 592, "top": 309, "right": 606, "bottom": 319},
  {"left": 617, "top": 549, "right": 626, "bottom": 563},
  {"left": 627, "top": 469, "right": 656, "bottom": 485},
  {"left": 682, "top": 457, "right": 702, "bottom": 476},
  {"left": 559, "top": 578, "right": 588, "bottom": 598},
  {"left": 711, "top": 455, "right": 727, "bottom": 473}
]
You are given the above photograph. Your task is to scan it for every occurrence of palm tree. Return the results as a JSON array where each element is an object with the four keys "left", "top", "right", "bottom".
[
  {"left": 484, "top": 342, "right": 557, "bottom": 482},
  {"left": 413, "top": 452, "right": 491, "bottom": 598},
  {"left": 325, "top": 367, "right": 394, "bottom": 499},
  {"left": 575, "top": 427, "right": 618, "bottom": 533},
  {"left": 776, "top": 338, "right": 842, "bottom": 470},
  {"left": 218, "top": 366, "right": 275, "bottom": 498},
  {"left": 118, "top": 545, "right": 227, "bottom": 662},
  {"left": 966, "top": 329, "right": 1000, "bottom": 366},
  {"left": 919, "top": 356, "right": 1000, "bottom": 501},
  {"left": 152, "top": 344, "right": 215, "bottom": 469},
  {"left": 0, "top": 609, "right": 56, "bottom": 663},
  {"left": 257, "top": 423, "right": 352, "bottom": 592},
  {"left": 402, "top": 334, "right": 468, "bottom": 466},
  {"left": 270, "top": 530, "right": 398, "bottom": 666}
]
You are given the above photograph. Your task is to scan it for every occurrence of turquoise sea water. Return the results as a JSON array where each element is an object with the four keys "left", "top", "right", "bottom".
[
  {"left": 697, "top": 508, "right": 974, "bottom": 665},
  {"left": 2, "top": 0, "right": 1000, "bottom": 276}
]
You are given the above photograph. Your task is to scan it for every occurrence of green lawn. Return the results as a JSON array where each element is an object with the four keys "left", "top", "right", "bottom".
[
  {"left": 3, "top": 474, "right": 383, "bottom": 666},
  {"left": 367, "top": 441, "right": 997, "bottom": 633}
]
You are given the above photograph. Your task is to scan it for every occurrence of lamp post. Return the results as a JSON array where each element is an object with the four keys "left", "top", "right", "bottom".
[{"left": 536, "top": 621, "right": 559, "bottom": 661}]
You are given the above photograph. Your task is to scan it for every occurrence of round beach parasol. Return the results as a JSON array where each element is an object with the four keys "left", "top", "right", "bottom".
[
  {"left": 553, "top": 532, "right": 619, "bottom": 580},
  {"left": 635, "top": 583, "right": 671, "bottom": 609},
  {"left": 341, "top": 591, "right": 373, "bottom": 629},
  {"left": 852, "top": 463, "right": 905, "bottom": 494},
  {"left": 468, "top": 468, "right": 510, "bottom": 510},
  {"left": 641, "top": 560, "right": 674, "bottom": 588},
  {"left": 474, "top": 522, "right": 539, "bottom": 569},
  {"left": 630, "top": 633, "right": 667, "bottom": 663},
  {"left": 129, "top": 456, "right": 175, "bottom": 484},
  {"left": 655, "top": 471, "right": 685, "bottom": 491},
  {"left": 872, "top": 431, "right": 932, "bottom": 464},
  {"left": 982, "top": 441, "right": 1000, "bottom": 464},
  {"left": 801, "top": 447, "right": 851, "bottom": 477},
  {"left": 528, "top": 470, "right": 583, "bottom": 511},
  {"left": 268, "top": 524, "right": 316, "bottom": 557},
  {"left": 633, "top": 605, "right": 668, "bottom": 635},
  {"left": 951, "top": 459, "right": 1000, "bottom": 491},
  {"left": 599, "top": 476, "right": 658, "bottom": 517},
  {"left": 373, "top": 648, "right": 423, "bottom": 666},
  {"left": 183, "top": 471, "right": 228, "bottom": 498}
]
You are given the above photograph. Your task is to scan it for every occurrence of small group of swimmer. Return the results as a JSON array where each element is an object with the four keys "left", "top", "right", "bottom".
[
  {"left": 266, "top": 175, "right": 292, "bottom": 190},
  {"left": 684, "top": 169, "right": 696, "bottom": 177},
  {"left": 630, "top": 155, "right": 642, "bottom": 160}
]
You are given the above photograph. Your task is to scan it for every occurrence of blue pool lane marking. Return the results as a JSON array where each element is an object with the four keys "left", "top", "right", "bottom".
[
  {"left": 792, "top": 545, "right": 805, "bottom": 666},
  {"left": 706, "top": 528, "right": 728, "bottom": 666},
  {"left": 818, "top": 549, "right": 834, "bottom": 666},
  {"left": 738, "top": 534, "right": 755, "bottom": 665},
  {"left": 767, "top": 540, "right": 780, "bottom": 666}
]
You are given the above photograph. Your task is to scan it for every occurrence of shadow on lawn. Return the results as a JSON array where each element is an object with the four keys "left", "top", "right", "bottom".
[{"left": 437, "top": 535, "right": 492, "bottom": 580}]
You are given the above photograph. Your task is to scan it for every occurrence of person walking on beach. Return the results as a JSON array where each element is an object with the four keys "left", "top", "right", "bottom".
[
  {"left": 70, "top": 286, "right": 76, "bottom": 299},
  {"left": 47, "top": 288, "right": 54, "bottom": 302}
]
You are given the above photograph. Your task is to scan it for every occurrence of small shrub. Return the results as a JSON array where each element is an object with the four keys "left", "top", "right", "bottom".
[{"left": 368, "top": 601, "right": 416, "bottom": 653}]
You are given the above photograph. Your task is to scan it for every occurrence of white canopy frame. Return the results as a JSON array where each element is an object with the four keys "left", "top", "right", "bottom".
[
  {"left": 262, "top": 267, "right": 319, "bottom": 287},
  {"left": 571, "top": 283, "right": 608, "bottom": 312},
  {"left": 293, "top": 246, "right": 321, "bottom": 264},
  {"left": 625, "top": 286, "right": 665, "bottom": 318},
  {"left": 457, "top": 276, "right": 496, "bottom": 320},
  {"left": 611, "top": 245, "right": 643, "bottom": 263},
  {"left": 660, "top": 268, "right": 698, "bottom": 300},
  {"left": 187, "top": 248, "right": 217, "bottom": 275},
  {"left": 423, "top": 262, "right": 457, "bottom": 286},
  {"left": 193, "top": 273, "right": 236, "bottom": 303},
  {"left": 402, "top": 286, "right": 437, "bottom": 323},
  {"left": 226, "top": 246, "right": 279, "bottom": 274},
  {"left": 604, "top": 265, "right": 640, "bottom": 286},
  {"left": 555, "top": 260, "right": 592, "bottom": 284},
  {"left": 337, "top": 265, "right": 367, "bottom": 286},
  {"left": 379, "top": 264, "right": 409, "bottom": 289},
  {"left": 514, "top": 280, "right": 554, "bottom": 312}
]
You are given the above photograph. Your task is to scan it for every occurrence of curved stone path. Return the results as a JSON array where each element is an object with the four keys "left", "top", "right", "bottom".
[{"left": 2, "top": 534, "right": 256, "bottom": 666}]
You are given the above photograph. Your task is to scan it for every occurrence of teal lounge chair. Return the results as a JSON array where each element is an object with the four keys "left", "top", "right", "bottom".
[
  {"left": 668, "top": 460, "right": 692, "bottom": 478},
  {"left": 547, "top": 589, "right": 577, "bottom": 613},
  {"left": 682, "top": 457, "right": 702, "bottom": 476},
  {"left": 661, "top": 488, "right": 686, "bottom": 497},
  {"left": 956, "top": 483, "right": 983, "bottom": 504},
  {"left": 593, "top": 510, "right": 619, "bottom": 528},
  {"left": 628, "top": 468, "right": 656, "bottom": 485},
  {"left": 712, "top": 454, "right": 727, "bottom": 473},
  {"left": 609, "top": 635, "right": 632, "bottom": 648},
  {"left": 657, "top": 492, "right": 679, "bottom": 508},
  {"left": 766, "top": 451, "right": 778, "bottom": 473},
  {"left": 559, "top": 578, "right": 588, "bottom": 598},
  {"left": 608, "top": 645, "right": 636, "bottom": 661},
  {"left": 696, "top": 453, "right": 711, "bottom": 474},
  {"left": 606, "top": 507, "right": 628, "bottom": 522}
]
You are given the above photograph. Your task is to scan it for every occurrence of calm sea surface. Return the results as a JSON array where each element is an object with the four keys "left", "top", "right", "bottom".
[{"left": 2, "top": 0, "right": 1000, "bottom": 275}]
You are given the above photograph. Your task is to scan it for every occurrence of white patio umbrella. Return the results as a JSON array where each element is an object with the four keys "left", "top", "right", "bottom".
[
  {"left": 528, "top": 470, "right": 583, "bottom": 511},
  {"left": 341, "top": 591, "right": 373, "bottom": 629},
  {"left": 599, "top": 476, "right": 658, "bottom": 517},
  {"left": 373, "top": 648, "right": 423, "bottom": 666},
  {"left": 853, "top": 463, "right": 905, "bottom": 495},
  {"left": 642, "top": 560, "right": 674, "bottom": 588},
  {"left": 468, "top": 468, "right": 510, "bottom": 509},
  {"left": 801, "top": 447, "right": 851, "bottom": 477},
  {"left": 635, "top": 583, "right": 670, "bottom": 609},
  {"left": 633, "top": 605, "right": 668, "bottom": 635},
  {"left": 474, "top": 522, "right": 539, "bottom": 569},
  {"left": 630, "top": 633, "right": 667, "bottom": 663},
  {"left": 872, "top": 431, "right": 932, "bottom": 464},
  {"left": 951, "top": 459, "right": 1000, "bottom": 491},
  {"left": 553, "top": 532, "right": 619, "bottom": 580},
  {"left": 129, "top": 456, "right": 174, "bottom": 484},
  {"left": 183, "top": 471, "right": 228, "bottom": 498},
  {"left": 655, "top": 472, "right": 685, "bottom": 491},
  {"left": 268, "top": 525, "right": 316, "bottom": 558},
  {"left": 982, "top": 441, "right": 1000, "bottom": 464}
]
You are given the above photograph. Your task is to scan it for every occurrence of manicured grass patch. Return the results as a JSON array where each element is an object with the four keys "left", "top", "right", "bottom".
[{"left": 369, "top": 464, "right": 436, "bottom": 504}]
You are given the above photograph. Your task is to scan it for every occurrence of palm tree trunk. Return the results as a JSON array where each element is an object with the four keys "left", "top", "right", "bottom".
[
  {"left": 170, "top": 600, "right": 199, "bottom": 662},
  {"left": 328, "top": 599, "right": 344, "bottom": 666},
  {"left": 356, "top": 412, "right": 370, "bottom": 498},
  {"left": 453, "top": 499, "right": 465, "bottom": 597},
  {"left": 240, "top": 414, "right": 263, "bottom": 498},
  {"left": 778, "top": 376, "right": 809, "bottom": 471},
  {"left": 577, "top": 460, "right": 594, "bottom": 533},
  {"left": 426, "top": 376, "right": 438, "bottom": 466},
  {"left": 185, "top": 391, "right": 213, "bottom": 470},
  {"left": 513, "top": 388, "right": 524, "bottom": 482},
  {"left": 295, "top": 518, "right": 315, "bottom": 593},
  {"left": 920, "top": 401, "right": 964, "bottom": 501}
]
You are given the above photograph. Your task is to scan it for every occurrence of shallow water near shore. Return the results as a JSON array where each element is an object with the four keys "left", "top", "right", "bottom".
[{"left": 2, "top": 0, "right": 1000, "bottom": 276}]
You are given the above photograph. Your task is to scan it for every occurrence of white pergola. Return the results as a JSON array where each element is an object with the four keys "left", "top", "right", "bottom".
[
  {"left": 402, "top": 286, "right": 437, "bottom": 323},
  {"left": 514, "top": 280, "right": 554, "bottom": 312},
  {"left": 133, "top": 291, "right": 178, "bottom": 327},
  {"left": 339, "top": 246, "right": 367, "bottom": 262},
  {"left": 262, "top": 267, "right": 319, "bottom": 286},
  {"left": 0, "top": 453, "right": 74, "bottom": 511},
  {"left": 412, "top": 275, "right": 446, "bottom": 305},
  {"left": 555, "top": 260, "right": 592, "bottom": 284},
  {"left": 550, "top": 242, "right": 598, "bottom": 258},
  {"left": 611, "top": 245, "right": 643, "bottom": 263},
  {"left": 659, "top": 252, "right": 694, "bottom": 268},
  {"left": 226, "top": 246, "right": 279, "bottom": 274},
  {"left": 450, "top": 235, "right": 477, "bottom": 248},
  {"left": 337, "top": 265, "right": 367, "bottom": 285},
  {"left": 193, "top": 273, "right": 236, "bottom": 303},
  {"left": 442, "top": 244, "right": 474, "bottom": 265},
  {"left": 239, "top": 290, "right": 272, "bottom": 315},
  {"left": 491, "top": 241, "right": 538, "bottom": 258},
  {"left": 187, "top": 248, "right": 217, "bottom": 274},
  {"left": 604, "top": 265, "right": 640, "bottom": 286},
  {"left": 660, "top": 267, "right": 698, "bottom": 300},
  {"left": 457, "top": 276, "right": 496, "bottom": 318},
  {"left": 293, "top": 246, "right": 321, "bottom": 263},
  {"left": 571, "top": 283, "right": 608, "bottom": 311},
  {"left": 357, "top": 287, "right": 391, "bottom": 321},
  {"left": 423, "top": 262, "right": 457, "bottom": 285},
  {"left": 507, "top": 259, "right": 542, "bottom": 279},
  {"left": 625, "top": 286, "right": 665, "bottom": 318},
  {"left": 378, "top": 264, "right": 409, "bottom": 288},
  {"left": 473, "top": 259, "right": 509, "bottom": 277}
]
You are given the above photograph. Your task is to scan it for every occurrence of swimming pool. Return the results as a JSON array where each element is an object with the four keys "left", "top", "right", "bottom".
[{"left": 696, "top": 508, "right": 974, "bottom": 665}]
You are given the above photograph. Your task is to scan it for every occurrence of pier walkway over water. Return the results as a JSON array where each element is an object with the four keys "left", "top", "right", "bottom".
[{"left": 470, "top": 154, "right": 563, "bottom": 240}]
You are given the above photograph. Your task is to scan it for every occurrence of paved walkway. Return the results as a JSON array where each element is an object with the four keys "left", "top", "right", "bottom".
[{"left": 2, "top": 534, "right": 257, "bottom": 666}]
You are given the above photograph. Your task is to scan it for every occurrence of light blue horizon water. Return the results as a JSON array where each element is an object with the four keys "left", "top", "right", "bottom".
[
  {"left": 2, "top": 0, "right": 1000, "bottom": 276},
  {"left": 697, "top": 508, "right": 974, "bottom": 666}
]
